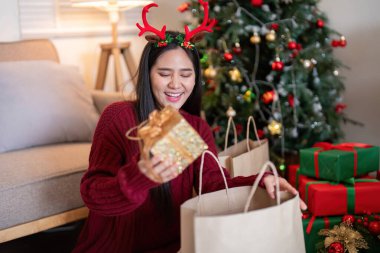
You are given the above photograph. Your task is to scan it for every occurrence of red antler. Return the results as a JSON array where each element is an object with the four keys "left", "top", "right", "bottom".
[
  {"left": 184, "top": 0, "right": 216, "bottom": 42},
  {"left": 136, "top": 3, "right": 166, "bottom": 40}
]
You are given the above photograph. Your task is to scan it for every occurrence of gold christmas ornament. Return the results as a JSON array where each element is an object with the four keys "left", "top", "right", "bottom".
[
  {"left": 250, "top": 32, "right": 261, "bottom": 44},
  {"left": 318, "top": 222, "right": 369, "bottom": 253},
  {"left": 265, "top": 29, "right": 276, "bottom": 42},
  {"left": 204, "top": 66, "right": 217, "bottom": 79},
  {"left": 268, "top": 120, "right": 282, "bottom": 135},
  {"left": 226, "top": 106, "right": 236, "bottom": 117},
  {"left": 243, "top": 90, "right": 252, "bottom": 102},
  {"left": 228, "top": 67, "right": 243, "bottom": 83}
]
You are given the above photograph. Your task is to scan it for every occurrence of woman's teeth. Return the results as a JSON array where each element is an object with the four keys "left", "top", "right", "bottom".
[{"left": 165, "top": 92, "right": 182, "bottom": 97}]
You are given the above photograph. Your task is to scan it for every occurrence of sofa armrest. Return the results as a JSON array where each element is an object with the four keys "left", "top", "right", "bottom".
[{"left": 91, "top": 90, "right": 126, "bottom": 114}]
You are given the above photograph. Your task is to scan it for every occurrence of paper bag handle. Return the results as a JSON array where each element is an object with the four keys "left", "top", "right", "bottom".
[
  {"left": 198, "top": 150, "right": 230, "bottom": 213},
  {"left": 224, "top": 117, "right": 238, "bottom": 151},
  {"left": 243, "top": 161, "right": 280, "bottom": 213},
  {"left": 246, "top": 116, "right": 262, "bottom": 152}
]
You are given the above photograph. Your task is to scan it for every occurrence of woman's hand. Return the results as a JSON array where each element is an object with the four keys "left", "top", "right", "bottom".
[
  {"left": 138, "top": 155, "right": 179, "bottom": 183},
  {"left": 263, "top": 175, "right": 308, "bottom": 211}
]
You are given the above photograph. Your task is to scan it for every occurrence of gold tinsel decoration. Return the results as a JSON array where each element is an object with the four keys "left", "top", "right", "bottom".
[{"left": 318, "top": 222, "right": 369, "bottom": 253}]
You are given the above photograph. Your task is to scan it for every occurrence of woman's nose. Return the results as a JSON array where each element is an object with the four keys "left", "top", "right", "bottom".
[{"left": 168, "top": 74, "right": 181, "bottom": 89}]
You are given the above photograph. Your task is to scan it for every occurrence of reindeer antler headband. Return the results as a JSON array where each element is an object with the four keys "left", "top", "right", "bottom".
[{"left": 136, "top": 0, "right": 216, "bottom": 49}]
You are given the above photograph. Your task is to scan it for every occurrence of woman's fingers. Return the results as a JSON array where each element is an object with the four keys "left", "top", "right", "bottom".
[
  {"left": 264, "top": 175, "right": 308, "bottom": 211},
  {"left": 300, "top": 199, "right": 308, "bottom": 211},
  {"left": 149, "top": 157, "right": 179, "bottom": 183},
  {"left": 159, "top": 163, "right": 179, "bottom": 181},
  {"left": 263, "top": 177, "right": 275, "bottom": 199},
  {"left": 279, "top": 178, "right": 298, "bottom": 195}
]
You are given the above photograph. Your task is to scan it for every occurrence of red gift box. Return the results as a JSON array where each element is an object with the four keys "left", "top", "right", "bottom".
[
  {"left": 287, "top": 164, "right": 300, "bottom": 188},
  {"left": 299, "top": 175, "right": 380, "bottom": 216}
]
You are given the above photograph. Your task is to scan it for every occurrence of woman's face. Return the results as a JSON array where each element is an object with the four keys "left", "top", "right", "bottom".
[{"left": 150, "top": 47, "right": 196, "bottom": 110}]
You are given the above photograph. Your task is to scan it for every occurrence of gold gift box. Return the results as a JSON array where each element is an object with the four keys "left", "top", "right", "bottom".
[{"left": 138, "top": 106, "right": 208, "bottom": 174}]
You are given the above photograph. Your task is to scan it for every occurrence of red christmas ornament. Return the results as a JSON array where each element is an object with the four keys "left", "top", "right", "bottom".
[
  {"left": 296, "top": 43, "right": 303, "bottom": 51},
  {"left": 212, "top": 125, "right": 221, "bottom": 133},
  {"left": 232, "top": 46, "right": 242, "bottom": 55},
  {"left": 364, "top": 217, "right": 369, "bottom": 222},
  {"left": 369, "top": 221, "right": 380, "bottom": 235},
  {"left": 316, "top": 19, "right": 324, "bottom": 28},
  {"left": 270, "top": 23, "right": 279, "bottom": 31},
  {"left": 302, "top": 213, "right": 310, "bottom": 219},
  {"left": 223, "top": 52, "right": 233, "bottom": 62},
  {"left": 335, "top": 103, "right": 347, "bottom": 114},
  {"left": 328, "top": 242, "right": 344, "bottom": 253},
  {"left": 251, "top": 0, "right": 263, "bottom": 7},
  {"left": 236, "top": 124, "right": 243, "bottom": 135},
  {"left": 340, "top": 37, "right": 347, "bottom": 47},
  {"left": 288, "top": 41, "right": 297, "bottom": 50},
  {"left": 290, "top": 50, "right": 299, "bottom": 59},
  {"left": 288, "top": 94, "right": 294, "bottom": 108},
  {"left": 271, "top": 59, "right": 284, "bottom": 71},
  {"left": 374, "top": 215, "right": 380, "bottom": 221},
  {"left": 357, "top": 218, "right": 363, "bottom": 224},
  {"left": 177, "top": 2, "right": 191, "bottom": 13},
  {"left": 214, "top": 20, "right": 222, "bottom": 31},
  {"left": 364, "top": 221, "right": 369, "bottom": 227},
  {"left": 342, "top": 215, "right": 355, "bottom": 224},
  {"left": 331, "top": 40, "right": 340, "bottom": 47},
  {"left": 257, "top": 129, "right": 265, "bottom": 139},
  {"left": 262, "top": 90, "right": 276, "bottom": 104}
]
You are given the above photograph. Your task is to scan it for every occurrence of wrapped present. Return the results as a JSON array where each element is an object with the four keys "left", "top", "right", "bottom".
[
  {"left": 299, "top": 175, "right": 380, "bottom": 216},
  {"left": 137, "top": 106, "right": 208, "bottom": 176},
  {"left": 302, "top": 214, "right": 342, "bottom": 253},
  {"left": 300, "top": 142, "right": 379, "bottom": 182},
  {"left": 287, "top": 164, "right": 300, "bottom": 188}
]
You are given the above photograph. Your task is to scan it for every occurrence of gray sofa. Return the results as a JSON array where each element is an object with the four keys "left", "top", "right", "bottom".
[{"left": 0, "top": 39, "right": 126, "bottom": 243}]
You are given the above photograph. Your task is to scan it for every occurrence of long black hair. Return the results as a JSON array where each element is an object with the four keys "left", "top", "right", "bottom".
[{"left": 134, "top": 31, "right": 203, "bottom": 218}]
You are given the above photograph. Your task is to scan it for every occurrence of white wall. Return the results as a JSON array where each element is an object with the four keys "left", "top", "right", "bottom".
[
  {"left": 319, "top": 0, "right": 380, "bottom": 145},
  {"left": 0, "top": 0, "right": 20, "bottom": 41},
  {"left": 1, "top": 0, "right": 378, "bottom": 145}
]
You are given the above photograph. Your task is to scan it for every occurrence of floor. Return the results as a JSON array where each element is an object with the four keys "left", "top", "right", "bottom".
[{"left": 0, "top": 220, "right": 85, "bottom": 253}]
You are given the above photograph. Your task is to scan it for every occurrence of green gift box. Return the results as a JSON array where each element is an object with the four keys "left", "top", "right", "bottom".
[
  {"left": 302, "top": 215, "right": 342, "bottom": 253},
  {"left": 300, "top": 142, "right": 379, "bottom": 182}
]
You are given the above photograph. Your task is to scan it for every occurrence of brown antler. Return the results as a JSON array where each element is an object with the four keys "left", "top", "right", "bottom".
[
  {"left": 184, "top": 0, "right": 216, "bottom": 42},
  {"left": 136, "top": 3, "right": 166, "bottom": 40}
]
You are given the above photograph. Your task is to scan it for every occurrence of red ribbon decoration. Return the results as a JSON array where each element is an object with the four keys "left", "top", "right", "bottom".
[
  {"left": 306, "top": 216, "right": 332, "bottom": 234},
  {"left": 323, "top": 217, "right": 330, "bottom": 229},
  {"left": 306, "top": 215, "right": 316, "bottom": 234},
  {"left": 312, "top": 142, "right": 372, "bottom": 178}
]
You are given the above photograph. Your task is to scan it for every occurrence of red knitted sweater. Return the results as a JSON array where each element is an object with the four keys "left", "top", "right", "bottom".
[{"left": 73, "top": 101, "right": 264, "bottom": 253}]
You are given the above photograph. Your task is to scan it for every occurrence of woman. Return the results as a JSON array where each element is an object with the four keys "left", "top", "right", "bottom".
[{"left": 72, "top": 30, "right": 305, "bottom": 253}]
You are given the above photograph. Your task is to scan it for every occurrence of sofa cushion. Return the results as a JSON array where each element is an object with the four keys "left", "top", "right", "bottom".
[
  {"left": 0, "top": 143, "right": 90, "bottom": 230},
  {"left": 0, "top": 60, "right": 99, "bottom": 153}
]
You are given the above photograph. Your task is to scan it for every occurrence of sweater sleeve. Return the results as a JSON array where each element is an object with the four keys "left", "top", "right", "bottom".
[
  {"left": 192, "top": 117, "right": 268, "bottom": 194},
  {"left": 80, "top": 103, "right": 159, "bottom": 216}
]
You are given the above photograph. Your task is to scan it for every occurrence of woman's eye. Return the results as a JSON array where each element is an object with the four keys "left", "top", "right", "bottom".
[
  {"left": 159, "top": 73, "right": 170, "bottom": 77},
  {"left": 181, "top": 74, "right": 192, "bottom": 78}
]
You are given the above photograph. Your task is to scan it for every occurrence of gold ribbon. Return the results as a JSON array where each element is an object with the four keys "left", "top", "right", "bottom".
[{"left": 140, "top": 107, "right": 174, "bottom": 159}]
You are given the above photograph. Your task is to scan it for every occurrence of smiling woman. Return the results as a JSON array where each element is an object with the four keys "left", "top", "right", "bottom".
[
  {"left": 150, "top": 47, "right": 196, "bottom": 109},
  {"left": 71, "top": 2, "right": 302, "bottom": 252}
]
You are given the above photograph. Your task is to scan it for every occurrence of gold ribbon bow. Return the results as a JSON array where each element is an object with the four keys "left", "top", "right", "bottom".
[{"left": 138, "top": 107, "right": 176, "bottom": 159}]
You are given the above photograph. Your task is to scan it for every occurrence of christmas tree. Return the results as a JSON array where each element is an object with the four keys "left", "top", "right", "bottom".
[{"left": 180, "top": 0, "right": 348, "bottom": 166}]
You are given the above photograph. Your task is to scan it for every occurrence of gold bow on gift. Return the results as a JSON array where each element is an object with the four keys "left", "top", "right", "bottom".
[{"left": 137, "top": 106, "right": 178, "bottom": 160}]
